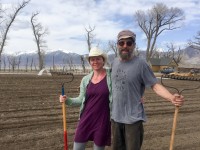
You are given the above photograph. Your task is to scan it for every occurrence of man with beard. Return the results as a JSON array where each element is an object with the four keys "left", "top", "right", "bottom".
[{"left": 111, "top": 30, "right": 184, "bottom": 150}]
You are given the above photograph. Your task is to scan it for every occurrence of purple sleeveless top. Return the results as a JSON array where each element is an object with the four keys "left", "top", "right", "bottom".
[{"left": 74, "top": 76, "right": 111, "bottom": 146}]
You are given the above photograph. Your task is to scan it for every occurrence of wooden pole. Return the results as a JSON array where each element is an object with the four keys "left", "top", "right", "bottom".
[
  {"left": 169, "top": 106, "right": 179, "bottom": 150},
  {"left": 62, "top": 85, "right": 68, "bottom": 150}
]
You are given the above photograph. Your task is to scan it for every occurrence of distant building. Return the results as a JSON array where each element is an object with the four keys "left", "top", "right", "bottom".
[
  {"left": 178, "top": 64, "right": 200, "bottom": 73},
  {"left": 149, "top": 58, "right": 178, "bottom": 72}
]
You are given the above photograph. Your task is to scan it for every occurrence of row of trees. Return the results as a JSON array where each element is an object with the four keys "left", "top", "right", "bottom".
[
  {"left": 1, "top": 54, "right": 37, "bottom": 72},
  {"left": 0, "top": 0, "right": 48, "bottom": 71}
]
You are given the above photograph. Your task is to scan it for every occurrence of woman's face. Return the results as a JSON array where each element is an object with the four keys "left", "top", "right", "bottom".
[{"left": 89, "top": 56, "right": 104, "bottom": 70}]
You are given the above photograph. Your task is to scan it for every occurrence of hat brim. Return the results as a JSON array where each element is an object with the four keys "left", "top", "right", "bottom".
[
  {"left": 86, "top": 54, "right": 108, "bottom": 66},
  {"left": 118, "top": 35, "right": 133, "bottom": 41}
]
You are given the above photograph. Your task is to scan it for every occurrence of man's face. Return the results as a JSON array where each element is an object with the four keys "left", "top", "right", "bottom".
[{"left": 117, "top": 38, "right": 135, "bottom": 60}]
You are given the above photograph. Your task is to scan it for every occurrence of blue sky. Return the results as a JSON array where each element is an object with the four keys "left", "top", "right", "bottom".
[{"left": 1, "top": 0, "right": 200, "bottom": 55}]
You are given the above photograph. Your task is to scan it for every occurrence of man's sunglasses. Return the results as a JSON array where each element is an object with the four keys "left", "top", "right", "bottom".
[{"left": 118, "top": 41, "right": 134, "bottom": 47}]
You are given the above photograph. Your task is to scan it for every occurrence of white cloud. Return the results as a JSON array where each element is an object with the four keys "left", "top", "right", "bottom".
[{"left": 1, "top": 0, "right": 200, "bottom": 54}]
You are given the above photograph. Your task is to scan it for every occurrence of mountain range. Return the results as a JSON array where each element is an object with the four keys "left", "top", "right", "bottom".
[{"left": 1, "top": 46, "right": 200, "bottom": 69}]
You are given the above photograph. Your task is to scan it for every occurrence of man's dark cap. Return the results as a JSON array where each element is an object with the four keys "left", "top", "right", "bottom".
[{"left": 117, "top": 30, "right": 136, "bottom": 41}]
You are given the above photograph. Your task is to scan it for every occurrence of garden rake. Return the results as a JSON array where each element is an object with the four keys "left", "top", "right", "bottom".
[
  {"left": 51, "top": 71, "right": 74, "bottom": 150},
  {"left": 161, "top": 75, "right": 200, "bottom": 150}
]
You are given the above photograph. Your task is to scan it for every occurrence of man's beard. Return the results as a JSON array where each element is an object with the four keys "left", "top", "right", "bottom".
[{"left": 119, "top": 49, "right": 133, "bottom": 60}]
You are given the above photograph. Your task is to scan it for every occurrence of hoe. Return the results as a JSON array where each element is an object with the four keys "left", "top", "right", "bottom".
[
  {"left": 51, "top": 71, "right": 74, "bottom": 150},
  {"left": 38, "top": 69, "right": 74, "bottom": 150},
  {"left": 161, "top": 75, "right": 200, "bottom": 150}
]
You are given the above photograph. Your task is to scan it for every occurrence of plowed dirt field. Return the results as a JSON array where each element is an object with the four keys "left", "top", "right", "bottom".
[{"left": 0, "top": 74, "right": 199, "bottom": 150}]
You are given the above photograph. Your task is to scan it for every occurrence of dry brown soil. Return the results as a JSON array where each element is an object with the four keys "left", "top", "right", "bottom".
[{"left": 0, "top": 74, "right": 200, "bottom": 150}]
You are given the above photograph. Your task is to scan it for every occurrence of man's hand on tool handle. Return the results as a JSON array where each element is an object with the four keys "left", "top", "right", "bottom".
[
  {"left": 171, "top": 94, "right": 184, "bottom": 107},
  {"left": 60, "top": 95, "right": 67, "bottom": 103}
]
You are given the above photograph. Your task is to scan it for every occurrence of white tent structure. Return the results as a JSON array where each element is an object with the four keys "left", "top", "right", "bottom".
[{"left": 37, "top": 68, "right": 51, "bottom": 76}]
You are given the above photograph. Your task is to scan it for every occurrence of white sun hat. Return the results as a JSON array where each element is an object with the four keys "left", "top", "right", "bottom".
[{"left": 87, "top": 47, "right": 108, "bottom": 65}]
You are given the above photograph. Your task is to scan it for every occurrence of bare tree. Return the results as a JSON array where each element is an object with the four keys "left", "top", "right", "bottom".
[
  {"left": 165, "top": 43, "right": 176, "bottom": 58},
  {"left": 8, "top": 57, "right": 11, "bottom": 71},
  {"left": 134, "top": 46, "right": 141, "bottom": 57},
  {"left": 175, "top": 47, "right": 183, "bottom": 64},
  {"left": 7, "top": 54, "right": 21, "bottom": 72},
  {"left": 2, "top": 55, "right": 6, "bottom": 71},
  {"left": 85, "top": 25, "right": 95, "bottom": 52},
  {"left": 17, "top": 56, "right": 21, "bottom": 71},
  {"left": 34, "top": 61, "right": 37, "bottom": 71},
  {"left": 52, "top": 55, "right": 56, "bottom": 71},
  {"left": 188, "top": 31, "right": 200, "bottom": 51},
  {"left": 152, "top": 51, "right": 160, "bottom": 58},
  {"left": 80, "top": 55, "right": 86, "bottom": 73},
  {"left": 25, "top": 56, "right": 28, "bottom": 72},
  {"left": 62, "top": 54, "right": 74, "bottom": 71},
  {"left": 134, "top": 3, "right": 185, "bottom": 62},
  {"left": 31, "top": 12, "right": 48, "bottom": 70},
  {"left": 150, "top": 46, "right": 160, "bottom": 58},
  {"left": 30, "top": 57, "right": 34, "bottom": 71},
  {"left": 0, "top": 0, "right": 30, "bottom": 70},
  {"left": 108, "top": 40, "right": 118, "bottom": 57},
  {"left": 80, "top": 25, "right": 96, "bottom": 72},
  {"left": 163, "top": 47, "right": 173, "bottom": 58},
  {"left": 165, "top": 42, "right": 183, "bottom": 64}
]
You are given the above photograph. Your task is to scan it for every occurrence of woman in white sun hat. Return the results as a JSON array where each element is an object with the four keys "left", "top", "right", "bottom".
[{"left": 60, "top": 47, "right": 112, "bottom": 150}]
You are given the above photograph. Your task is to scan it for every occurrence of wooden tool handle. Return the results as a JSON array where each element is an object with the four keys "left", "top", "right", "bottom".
[
  {"left": 169, "top": 106, "right": 179, "bottom": 150},
  {"left": 62, "top": 85, "right": 68, "bottom": 150}
]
